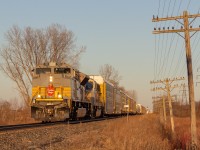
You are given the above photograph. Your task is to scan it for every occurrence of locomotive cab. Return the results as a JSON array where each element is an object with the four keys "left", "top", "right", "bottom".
[{"left": 31, "top": 62, "right": 76, "bottom": 122}]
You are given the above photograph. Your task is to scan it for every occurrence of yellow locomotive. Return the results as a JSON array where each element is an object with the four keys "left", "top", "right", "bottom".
[
  {"left": 31, "top": 62, "right": 139, "bottom": 122},
  {"left": 31, "top": 62, "right": 102, "bottom": 121}
]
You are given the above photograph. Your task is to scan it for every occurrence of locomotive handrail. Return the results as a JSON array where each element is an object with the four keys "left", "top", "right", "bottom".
[{"left": 36, "top": 98, "right": 63, "bottom": 101}]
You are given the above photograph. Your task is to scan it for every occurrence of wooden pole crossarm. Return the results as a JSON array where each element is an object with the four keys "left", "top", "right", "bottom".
[
  {"left": 153, "top": 28, "right": 200, "bottom": 34},
  {"left": 152, "top": 16, "right": 183, "bottom": 22},
  {"left": 152, "top": 13, "right": 200, "bottom": 22}
]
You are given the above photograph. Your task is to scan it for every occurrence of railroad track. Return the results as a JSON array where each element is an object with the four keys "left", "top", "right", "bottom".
[
  {"left": 0, "top": 116, "right": 118, "bottom": 132},
  {"left": 0, "top": 122, "right": 59, "bottom": 131}
]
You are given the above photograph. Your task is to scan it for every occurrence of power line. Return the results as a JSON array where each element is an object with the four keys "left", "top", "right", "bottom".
[
  {"left": 173, "top": 43, "right": 185, "bottom": 77},
  {"left": 161, "top": 0, "right": 166, "bottom": 18},
  {"left": 157, "top": 0, "right": 161, "bottom": 17},
  {"left": 157, "top": 34, "right": 167, "bottom": 79},
  {"left": 168, "top": 35, "right": 180, "bottom": 76},
  {"left": 186, "top": 0, "right": 192, "bottom": 10},
  {"left": 166, "top": 0, "right": 172, "bottom": 17},
  {"left": 155, "top": 34, "right": 161, "bottom": 78},
  {"left": 171, "top": 0, "right": 177, "bottom": 16},
  {"left": 158, "top": 0, "right": 184, "bottom": 80},
  {"left": 154, "top": 35, "right": 158, "bottom": 80},
  {"left": 193, "top": 35, "right": 200, "bottom": 68}
]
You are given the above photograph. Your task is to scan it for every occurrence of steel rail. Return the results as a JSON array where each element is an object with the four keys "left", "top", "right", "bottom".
[{"left": 0, "top": 116, "right": 122, "bottom": 132}]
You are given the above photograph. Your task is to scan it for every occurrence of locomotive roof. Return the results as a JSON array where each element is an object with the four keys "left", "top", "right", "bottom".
[{"left": 36, "top": 62, "right": 75, "bottom": 70}]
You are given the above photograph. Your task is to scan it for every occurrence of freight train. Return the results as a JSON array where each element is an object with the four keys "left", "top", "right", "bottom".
[
  {"left": 30, "top": 62, "right": 146, "bottom": 122},
  {"left": 136, "top": 104, "right": 147, "bottom": 114}
]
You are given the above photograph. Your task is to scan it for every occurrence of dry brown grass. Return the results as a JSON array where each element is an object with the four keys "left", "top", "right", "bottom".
[
  {"left": 162, "top": 116, "right": 200, "bottom": 149},
  {"left": 0, "top": 101, "right": 35, "bottom": 125},
  {"left": 0, "top": 114, "right": 172, "bottom": 150},
  {"left": 155, "top": 102, "right": 200, "bottom": 149},
  {"left": 101, "top": 115, "right": 170, "bottom": 150},
  {"left": 45, "top": 114, "right": 171, "bottom": 150},
  {"left": 1, "top": 99, "right": 200, "bottom": 149}
]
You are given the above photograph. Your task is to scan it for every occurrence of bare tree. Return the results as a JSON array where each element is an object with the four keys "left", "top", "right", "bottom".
[
  {"left": 99, "top": 64, "right": 122, "bottom": 86},
  {"left": 0, "top": 101, "right": 12, "bottom": 124},
  {"left": 0, "top": 24, "right": 85, "bottom": 107},
  {"left": 127, "top": 90, "right": 137, "bottom": 101},
  {"left": 118, "top": 86, "right": 126, "bottom": 92}
]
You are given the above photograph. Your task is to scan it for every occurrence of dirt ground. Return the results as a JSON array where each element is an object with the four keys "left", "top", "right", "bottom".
[{"left": 0, "top": 114, "right": 171, "bottom": 150}]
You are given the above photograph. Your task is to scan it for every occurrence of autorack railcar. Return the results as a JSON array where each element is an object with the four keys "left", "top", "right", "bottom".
[
  {"left": 136, "top": 104, "right": 147, "bottom": 114},
  {"left": 89, "top": 75, "right": 137, "bottom": 116}
]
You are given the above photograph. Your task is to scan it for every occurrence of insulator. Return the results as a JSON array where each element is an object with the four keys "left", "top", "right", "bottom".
[
  {"left": 181, "top": 26, "right": 183, "bottom": 29},
  {"left": 157, "top": 16, "right": 158, "bottom": 19},
  {"left": 154, "top": 28, "right": 156, "bottom": 30},
  {"left": 172, "top": 27, "right": 174, "bottom": 29},
  {"left": 190, "top": 26, "right": 192, "bottom": 28},
  {"left": 167, "top": 27, "right": 169, "bottom": 30},
  {"left": 158, "top": 27, "right": 161, "bottom": 30},
  {"left": 153, "top": 15, "right": 155, "bottom": 19},
  {"left": 163, "top": 27, "right": 165, "bottom": 30}
]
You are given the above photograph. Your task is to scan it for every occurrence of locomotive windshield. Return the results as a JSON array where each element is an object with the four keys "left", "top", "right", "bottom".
[
  {"left": 54, "top": 68, "right": 71, "bottom": 74},
  {"left": 36, "top": 68, "right": 51, "bottom": 74}
]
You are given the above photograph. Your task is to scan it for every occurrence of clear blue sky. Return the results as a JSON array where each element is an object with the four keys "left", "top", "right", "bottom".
[{"left": 0, "top": 1, "right": 200, "bottom": 109}]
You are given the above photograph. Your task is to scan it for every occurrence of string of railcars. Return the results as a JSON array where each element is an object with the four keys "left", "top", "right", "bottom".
[{"left": 30, "top": 62, "right": 146, "bottom": 122}]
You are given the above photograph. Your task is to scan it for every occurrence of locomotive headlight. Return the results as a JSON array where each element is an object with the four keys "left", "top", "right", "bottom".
[
  {"left": 49, "top": 76, "right": 53, "bottom": 82},
  {"left": 58, "top": 94, "right": 62, "bottom": 98},
  {"left": 37, "top": 94, "right": 41, "bottom": 98}
]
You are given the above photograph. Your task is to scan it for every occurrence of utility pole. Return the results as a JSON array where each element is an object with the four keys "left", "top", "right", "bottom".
[
  {"left": 151, "top": 77, "right": 184, "bottom": 137},
  {"left": 152, "top": 96, "right": 167, "bottom": 126},
  {"left": 162, "top": 96, "right": 166, "bottom": 125},
  {"left": 152, "top": 11, "right": 199, "bottom": 148}
]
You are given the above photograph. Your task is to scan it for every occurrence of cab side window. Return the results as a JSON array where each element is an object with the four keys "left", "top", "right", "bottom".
[
  {"left": 54, "top": 68, "right": 71, "bottom": 74},
  {"left": 36, "top": 68, "right": 51, "bottom": 74}
]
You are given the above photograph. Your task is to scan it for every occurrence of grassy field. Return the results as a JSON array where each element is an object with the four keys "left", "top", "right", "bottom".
[
  {"left": 0, "top": 114, "right": 172, "bottom": 150},
  {"left": 89, "top": 114, "right": 171, "bottom": 150},
  {"left": 164, "top": 116, "right": 200, "bottom": 149},
  {"left": 1, "top": 111, "right": 200, "bottom": 149}
]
